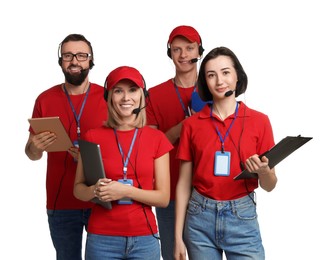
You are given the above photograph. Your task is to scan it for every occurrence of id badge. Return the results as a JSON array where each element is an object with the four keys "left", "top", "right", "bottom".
[
  {"left": 117, "top": 179, "right": 133, "bottom": 205},
  {"left": 214, "top": 151, "right": 231, "bottom": 176}
]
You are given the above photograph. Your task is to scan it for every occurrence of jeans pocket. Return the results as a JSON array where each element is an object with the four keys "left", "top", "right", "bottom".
[
  {"left": 234, "top": 199, "right": 257, "bottom": 220},
  {"left": 186, "top": 199, "right": 202, "bottom": 216}
]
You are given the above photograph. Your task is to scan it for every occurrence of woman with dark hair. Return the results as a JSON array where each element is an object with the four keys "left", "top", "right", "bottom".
[{"left": 174, "top": 47, "right": 277, "bottom": 260}]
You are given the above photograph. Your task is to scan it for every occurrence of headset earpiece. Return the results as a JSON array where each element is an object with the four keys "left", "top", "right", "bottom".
[
  {"left": 144, "top": 88, "right": 149, "bottom": 98},
  {"left": 103, "top": 77, "right": 108, "bottom": 102},
  {"left": 198, "top": 37, "right": 204, "bottom": 56},
  {"left": 57, "top": 43, "right": 62, "bottom": 66},
  {"left": 89, "top": 60, "right": 94, "bottom": 69},
  {"left": 104, "top": 89, "right": 108, "bottom": 102},
  {"left": 141, "top": 76, "right": 149, "bottom": 98},
  {"left": 167, "top": 44, "right": 172, "bottom": 59}
]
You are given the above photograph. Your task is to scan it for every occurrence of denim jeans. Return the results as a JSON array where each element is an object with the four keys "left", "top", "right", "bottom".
[
  {"left": 184, "top": 189, "right": 265, "bottom": 260},
  {"left": 156, "top": 200, "right": 175, "bottom": 260},
  {"left": 47, "top": 209, "right": 91, "bottom": 260},
  {"left": 85, "top": 233, "right": 160, "bottom": 260}
]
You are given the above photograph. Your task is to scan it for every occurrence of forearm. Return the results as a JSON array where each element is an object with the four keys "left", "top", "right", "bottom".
[
  {"left": 165, "top": 121, "right": 183, "bottom": 144},
  {"left": 73, "top": 157, "right": 96, "bottom": 201},
  {"left": 74, "top": 183, "right": 95, "bottom": 202},
  {"left": 245, "top": 155, "right": 277, "bottom": 192},
  {"left": 259, "top": 168, "right": 277, "bottom": 192},
  {"left": 127, "top": 187, "right": 170, "bottom": 207},
  {"left": 127, "top": 152, "right": 170, "bottom": 207},
  {"left": 175, "top": 187, "right": 191, "bottom": 240},
  {"left": 175, "top": 161, "right": 193, "bottom": 239},
  {"left": 25, "top": 141, "right": 43, "bottom": 161},
  {"left": 149, "top": 122, "right": 183, "bottom": 144}
]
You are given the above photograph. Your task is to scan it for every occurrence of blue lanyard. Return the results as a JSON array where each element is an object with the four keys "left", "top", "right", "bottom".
[
  {"left": 64, "top": 84, "right": 91, "bottom": 139},
  {"left": 114, "top": 128, "right": 138, "bottom": 180},
  {"left": 210, "top": 102, "right": 239, "bottom": 153},
  {"left": 173, "top": 80, "right": 197, "bottom": 117}
]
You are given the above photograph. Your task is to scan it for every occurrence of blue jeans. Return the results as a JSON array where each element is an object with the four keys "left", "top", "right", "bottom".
[
  {"left": 85, "top": 233, "right": 160, "bottom": 260},
  {"left": 184, "top": 189, "right": 265, "bottom": 260},
  {"left": 47, "top": 209, "right": 91, "bottom": 260},
  {"left": 156, "top": 200, "right": 175, "bottom": 260}
]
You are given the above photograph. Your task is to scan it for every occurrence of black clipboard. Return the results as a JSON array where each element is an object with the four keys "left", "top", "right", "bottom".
[
  {"left": 78, "top": 140, "right": 112, "bottom": 210},
  {"left": 234, "top": 135, "right": 313, "bottom": 180}
]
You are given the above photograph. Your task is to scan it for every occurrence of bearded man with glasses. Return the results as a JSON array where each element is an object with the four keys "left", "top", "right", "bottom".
[{"left": 25, "top": 34, "right": 107, "bottom": 260}]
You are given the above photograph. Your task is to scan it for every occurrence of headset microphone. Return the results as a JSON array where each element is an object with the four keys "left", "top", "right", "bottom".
[
  {"left": 225, "top": 90, "right": 235, "bottom": 97},
  {"left": 132, "top": 105, "right": 147, "bottom": 115},
  {"left": 190, "top": 58, "right": 199, "bottom": 63}
]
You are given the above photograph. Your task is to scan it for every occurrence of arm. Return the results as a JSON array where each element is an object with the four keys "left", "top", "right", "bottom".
[
  {"left": 245, "top": 155, "right": 277, "bottom": 192},
  {"left": 149, "top": 122, "right": 183, "bottom": 145},
  {"left": 73, "top": 154, "right": 100, "bottom": 201},
  {"left": 165, "top": 122, "right": 183, "bottom": 145},
  {"left": 174, "top": 160, "right": 193, "bottom": 260},
  {"left": 25, "top": 131, "right": 79, "bottom": 161},
  {"left": 96, "top": 153, "right": 171, "bottom": 208},
  {"left": 25, "top": 132, "right": 57, "bottom": 160}
]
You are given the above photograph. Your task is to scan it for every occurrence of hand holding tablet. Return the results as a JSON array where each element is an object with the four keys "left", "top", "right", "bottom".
[{"left": 28, "top": 117, "right": 73, "bottom": 152}]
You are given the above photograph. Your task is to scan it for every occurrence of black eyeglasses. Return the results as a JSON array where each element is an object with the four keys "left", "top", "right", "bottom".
[{"left": 61, "top": 52, "right": 91, "bottom": 62}]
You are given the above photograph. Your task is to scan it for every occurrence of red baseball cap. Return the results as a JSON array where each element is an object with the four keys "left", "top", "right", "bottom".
[
  {"left": 168, "top": 25, "right": 201, "bottom": 45},
  {"left": 106, "top": 66, "right": 144, "bottom": 91}
]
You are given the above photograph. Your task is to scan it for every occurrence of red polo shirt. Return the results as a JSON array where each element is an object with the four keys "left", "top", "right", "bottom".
[{"left": 177, "top": 101, "right": 275, "bottom": 200}]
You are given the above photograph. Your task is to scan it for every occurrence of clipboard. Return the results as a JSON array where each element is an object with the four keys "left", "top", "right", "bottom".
[
  {"left": 78, "top": 139, "right": 112, "bottom": 210},
  {"left": 234, "top": 135, "right": 313, "bottom": 180},
  {"left": 28, "top": 116, "right": 73, "bottom": 152}
]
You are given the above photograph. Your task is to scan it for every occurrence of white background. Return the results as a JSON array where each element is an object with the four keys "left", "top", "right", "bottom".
[{"left": 1, "top": 0, "right": 332, "bottom": 259}]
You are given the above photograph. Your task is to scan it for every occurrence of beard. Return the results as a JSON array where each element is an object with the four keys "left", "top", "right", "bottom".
[{"left": 63, "top": 66, "right": 89, "bottom": 86}]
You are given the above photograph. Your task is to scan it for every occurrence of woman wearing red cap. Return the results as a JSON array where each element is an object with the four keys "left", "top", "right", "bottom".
[
  {"left": 146, "top": 25, "right": 205, "bottom": 260},
  {"left": 174, "top": 47, "right": 277, "bottom": 260},
  {"left": 74, "top": 66, "right": 173, "bottom": 259}
]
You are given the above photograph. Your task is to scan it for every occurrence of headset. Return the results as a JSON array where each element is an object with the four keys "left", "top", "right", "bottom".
[
  {"left": 103, "top": 76, "right": 149, "bottom": 102},
  {"left": 167, "top": 36, "right": 204, "bottom": 59},
  {"left": 57, "top": 42, "right": 95, "bottom": 69}
]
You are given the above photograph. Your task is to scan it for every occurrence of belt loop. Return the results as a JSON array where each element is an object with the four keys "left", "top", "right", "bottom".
[
  {"left": 252, "top": 191, "right": 257, "bottom": 205},
  {"left": 203, "top": 198, "right": 207, "bottom": 210}
]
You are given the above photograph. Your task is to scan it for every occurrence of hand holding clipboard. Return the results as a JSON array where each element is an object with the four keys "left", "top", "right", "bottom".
[{"left": 234, "top": 135, "right": 313, "bottom": 180}]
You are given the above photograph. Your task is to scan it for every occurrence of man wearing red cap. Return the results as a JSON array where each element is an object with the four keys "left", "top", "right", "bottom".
[{"left": 145, "top": 25, "right": 204, "bottom": 260}]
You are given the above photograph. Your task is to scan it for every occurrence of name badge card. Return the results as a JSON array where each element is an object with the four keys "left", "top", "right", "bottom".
[
  {"left": 214, "top": 151, "right": 231, "bottom": 176},
  {"left": 117, "top": 179, "right": 133, "bottom": 204}
]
